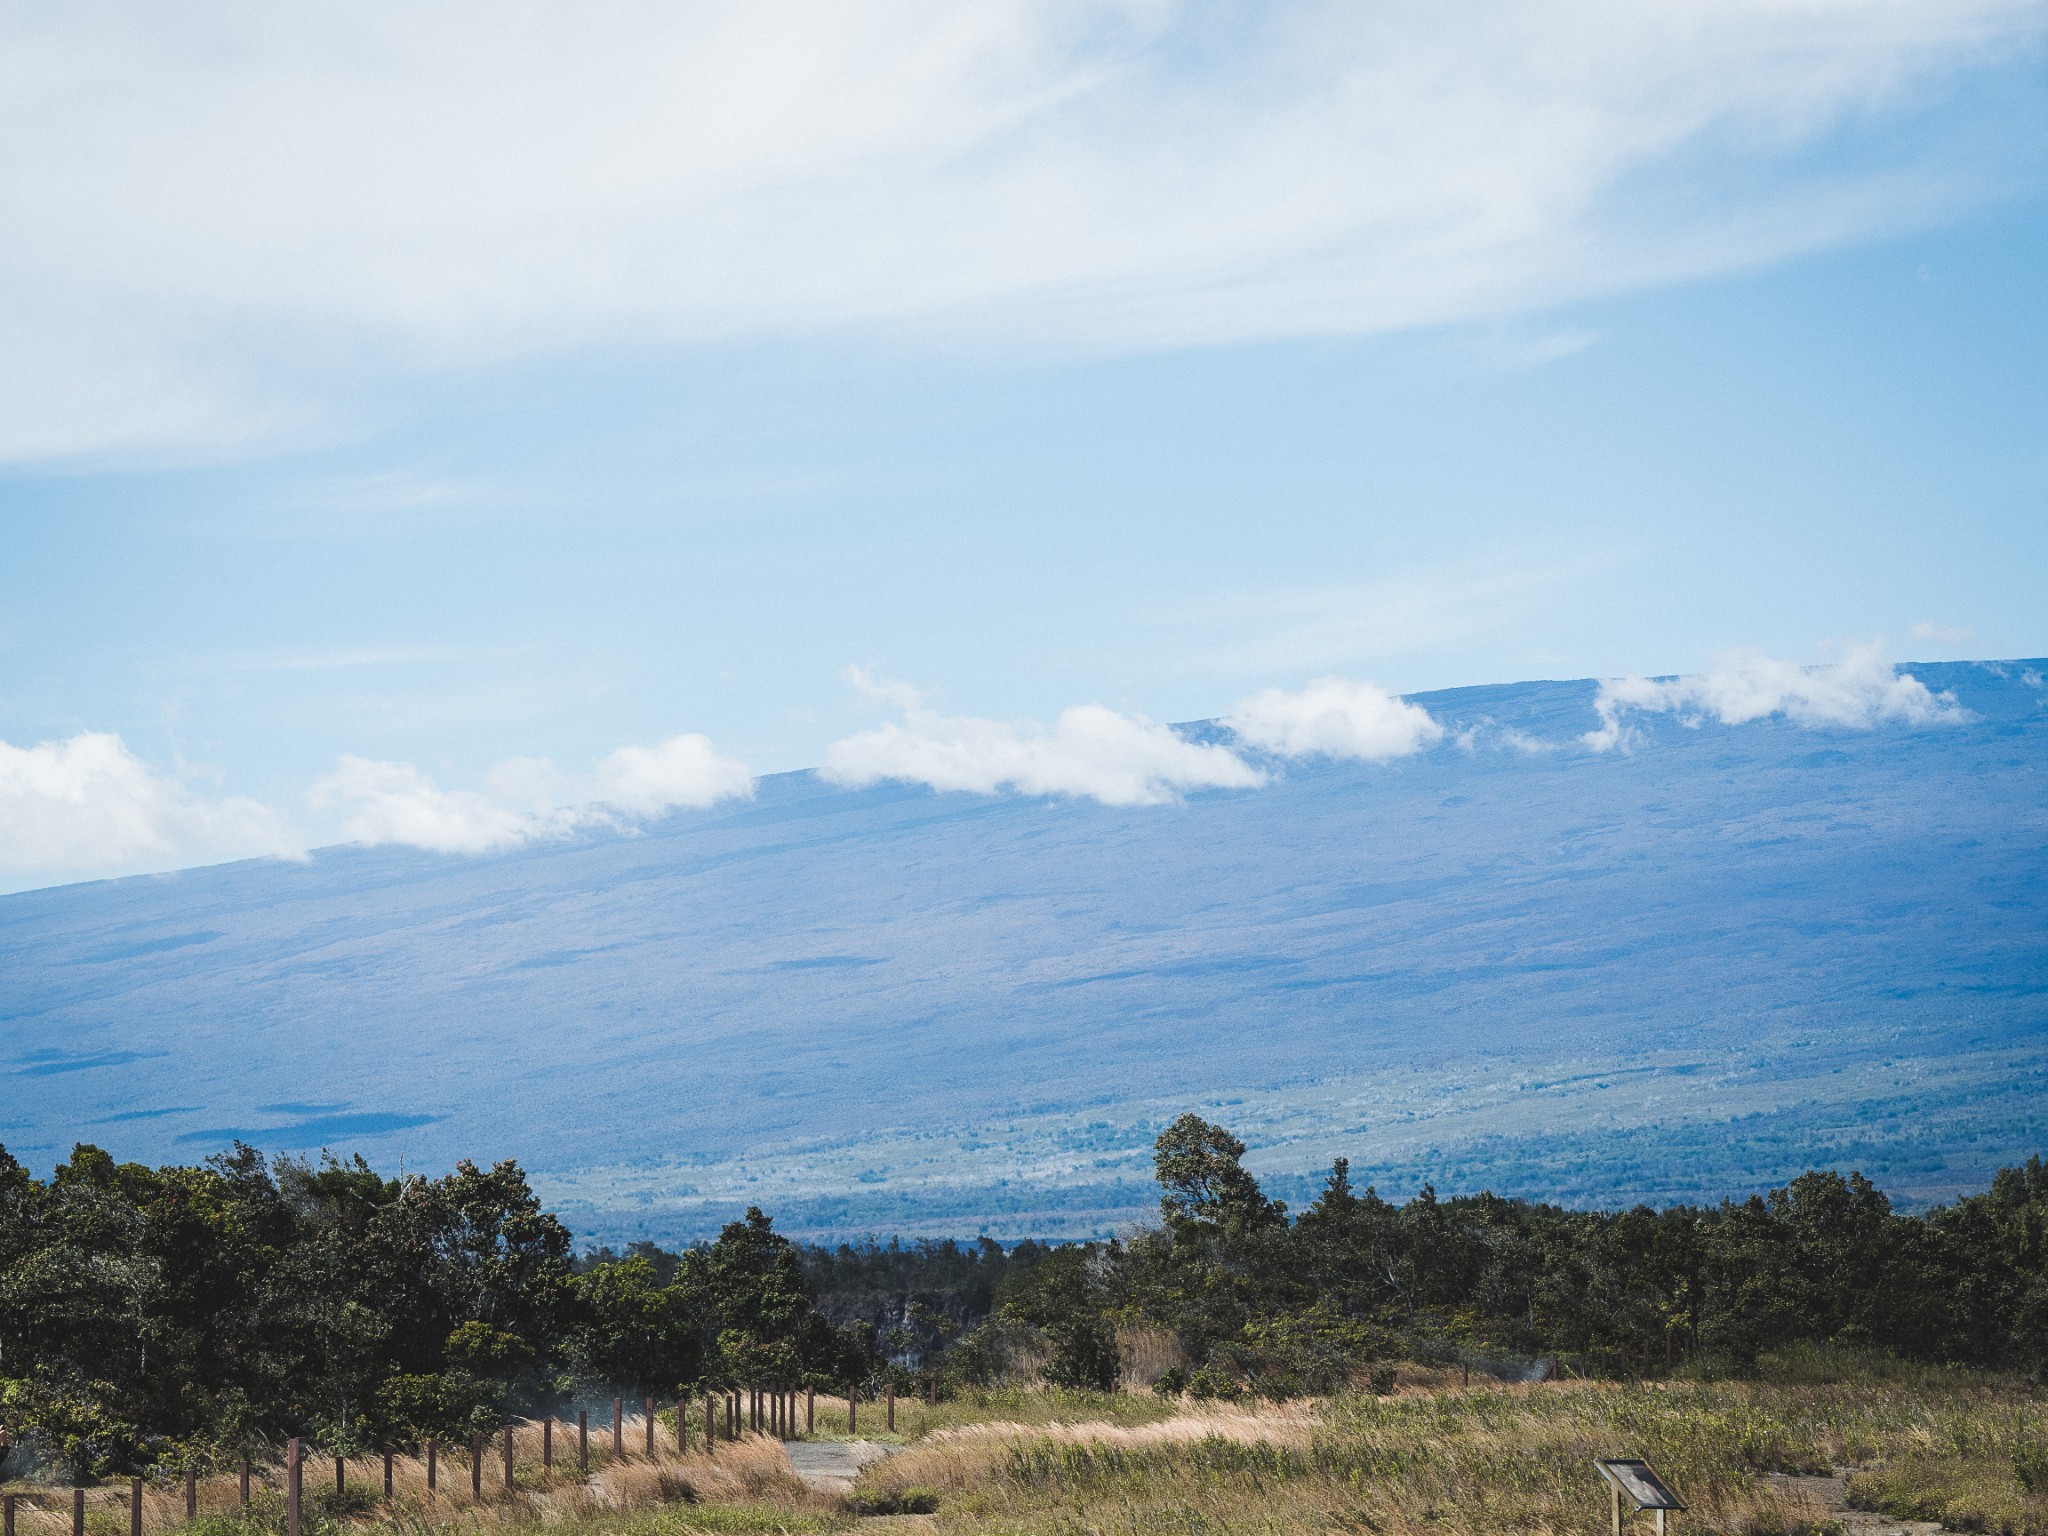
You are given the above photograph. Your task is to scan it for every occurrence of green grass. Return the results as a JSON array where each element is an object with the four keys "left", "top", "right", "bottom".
[
  {"left": 11, "top": 1359, "right": 2044, "bottom": 1536},
  {"left": 854, "top": 1364, "right": 2048, "bottom": 1536}
]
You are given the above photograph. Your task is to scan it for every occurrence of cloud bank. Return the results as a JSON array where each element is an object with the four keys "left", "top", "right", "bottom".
[
  {"left": 3, "top": 1, "right": 2043, "bottom": 458},
  {"left": 0, "top": 650, "right": 1995, "bottom": 889},
  {"left": 310, "top": 734, "right": 756, "bottom": 854},
  {"left": 1227, "top": 676, "right": 1443, "bottom": 761},
  {"left": 1584, "top": 645, "right": 1969, "bottom": 750},
  {"left": 824, "top": 676, "right": 1264, "bottom": 806},
  {"left": 0, "top": 731, "right": 300, "bottom": 884}
]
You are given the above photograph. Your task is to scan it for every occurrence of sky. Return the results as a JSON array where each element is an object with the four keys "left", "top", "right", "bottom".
[{"left": 3, "top": 1, "right": 2047, "bottom": 891}]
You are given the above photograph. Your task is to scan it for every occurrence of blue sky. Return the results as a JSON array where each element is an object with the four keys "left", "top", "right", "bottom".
[{"left": 3, "top": 3, "right": 2047, "bottom": 890}]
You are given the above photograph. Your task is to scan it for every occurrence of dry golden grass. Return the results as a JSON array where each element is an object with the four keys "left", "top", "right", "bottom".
[
  {"left": 846, "top": 1378, "right": 2013, "bottom": 1536},
  {"left": 0, "top": 1416, "right": 817, "bottom": 1536},
  {"left": 6, "top": 1363, "right": 2043, "bottom": 1536},
  {"left": 1115, "top": 1326, "right": 1187, "bottom": 1393}
]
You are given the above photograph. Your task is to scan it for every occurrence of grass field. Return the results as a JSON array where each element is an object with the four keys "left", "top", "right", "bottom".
[{"left": 6, "top": 1353, "right": 2044, "bottom": 1536}]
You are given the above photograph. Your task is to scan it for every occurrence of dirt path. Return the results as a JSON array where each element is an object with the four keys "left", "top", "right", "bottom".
[
  {"left": 1768, "top": 1472, "right": 1943, "bottom": 1536},
  {"left": 784, "top": 1439, "right": 900, "bottom": 1494}
]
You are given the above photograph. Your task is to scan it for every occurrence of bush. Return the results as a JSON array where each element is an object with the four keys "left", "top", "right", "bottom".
[
  {"left": 1185, "top": 1365, "right": 1241, "bottom": 1401},
  {"left": 848, "top": 1485, "right": 939, "bottom": 1514},
  {"left": 1229, "top": 1303, "right": 1394, "bottom": 1398}
]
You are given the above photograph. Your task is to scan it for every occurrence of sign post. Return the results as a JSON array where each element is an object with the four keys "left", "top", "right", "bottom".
[{"left": 1594, "top": 1458, "right": 1686, "bottom": 1536}]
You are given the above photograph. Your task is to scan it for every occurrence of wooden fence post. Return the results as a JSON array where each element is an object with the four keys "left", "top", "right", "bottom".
[
  {"left": 644, "top": 1398, "right": 655, "bottom": 1458},
  {"left": 4, "top": 1491, "right": 15, "bottom": 1536},
  {"left": 287, "top": 1438, "right": 302, "bottom": 1536},
  {"left": 336, "top": 1453, "right": 345, "bottom": 1500},
  {"left": 383, "top": 1451, "right": 394, "bottom": 1499},
  {"left": 676, "top": 1399, "right": 688, "bottom": 1454},
  {"left": 611, "top": 1399, "right": 622, "bottom": 1459},
  {"left": 240, "top": 1457, "right": 251, "bottom": 1507},
  {"left": 426, "top": 1439, "right": 438, "bottom": 1493},
  {"left": 470, "top": 1435, "right": 483, "bottom": 1497},
  {"left": 806, "top": 1386, "right": 815, "bottom": 1433},
  {"left": 503, "top": 1424, "right": 514, "bottom": 1491},
  {"left": 543, "top": 1418, "right": 552, "bottom": 1474},
  {"left": 929, "top": 1377, "right": 937, "bottom": 1406},
  {"left": 578, "top": 1411, "right": 588, "bottom": 1474},
  {"left": 72, "top": 1487, "right": 84, "bottom": 1536},
  {"left": 128, "top": 1479, "right": 141, "bottom": 1536},
  {"left": 847, "top": 1387, "right": 856, "bottom": 1435},
  {"left": 186, "top": 1467, "right": 198, "bottom": 1518},
  {"left": 886, "top": 1384, "right": 895, "bottom": 1432},
  {"left": 704, "top": 1393, "right": 715, "bottom": 1450}
]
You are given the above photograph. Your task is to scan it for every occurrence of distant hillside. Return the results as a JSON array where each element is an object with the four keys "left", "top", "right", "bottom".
[{"left": 2, "top": 661, "right": 2043, "bottom": 1244}]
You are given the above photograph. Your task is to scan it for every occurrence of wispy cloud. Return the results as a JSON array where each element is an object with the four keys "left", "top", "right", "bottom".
[
  {"left": 1583, "top": 643, "right": 1969, "bottom": 750},
  {"left": 1910, "top": 619, "right": 1978, "bottom": 651},
  {"left": 0, "top": 731, "right": 301, "bottom": 885},
  {"left": 1, "top": 2, "right": 2041, "bottom": 460},
  {"left": 1226, "top": 676, "right": 1442, "bottom": 762},
  {"left": 1158, "top": 552, "right": 1629, "bottom": 677},
  {"left": 822, "top": 670, "right": 1264, "bottom": 806},
  {"left": 309, "top": 734, "right": 756, "bottom": 854}
]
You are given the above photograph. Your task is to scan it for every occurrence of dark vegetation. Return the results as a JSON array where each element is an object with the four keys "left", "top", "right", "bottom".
[{"left": 3, "top": 1116, "right": 2045, "bottom": 1483}]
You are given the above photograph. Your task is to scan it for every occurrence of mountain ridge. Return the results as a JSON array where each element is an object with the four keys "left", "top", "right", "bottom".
[{"left": 3, "top": 660, "right": 2043, "bottom": 1243}]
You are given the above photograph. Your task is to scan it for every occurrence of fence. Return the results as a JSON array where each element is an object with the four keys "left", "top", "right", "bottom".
[{"left": 0, "top": 1386, "right": 880, "bottom": 1534}]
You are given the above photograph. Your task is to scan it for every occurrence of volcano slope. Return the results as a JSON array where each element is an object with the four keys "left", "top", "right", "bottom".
[{"left": 1, "top": 661, "right": 2042, "bottom": 1243}]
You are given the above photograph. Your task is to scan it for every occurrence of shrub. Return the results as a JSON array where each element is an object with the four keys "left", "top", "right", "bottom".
[
  {"left": 848, "top": 1485, "right": 939, "bottom": 1514},
  {"left": 1185, "top": 1365, "right": 1241, "bottom": 1401}
]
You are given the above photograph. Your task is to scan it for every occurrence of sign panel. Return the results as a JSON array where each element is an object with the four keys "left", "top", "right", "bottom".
[{"left": 1595, "top": 1459, "right": 1686, "bottom": 1511}]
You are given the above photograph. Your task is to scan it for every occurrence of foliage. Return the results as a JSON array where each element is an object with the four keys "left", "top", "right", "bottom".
[
  {"left": 5, "top": 1120, "right": 2048, "bottom": 1479},
  {"left": 0, "top": 1149, "right": 871, "bottom": 1477},
  {"left": 992, "top": 1246, "right": 1119, "bottom": 1392}
]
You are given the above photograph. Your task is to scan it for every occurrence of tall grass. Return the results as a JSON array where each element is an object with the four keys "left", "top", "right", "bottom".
[
  {"left": 854, "top": 1375, "right": 2048, "bottom": 1536},
  {"left": 7, "top": 1369, "right": 2043, "bottom": 1536},
  {"left": 0, "top": 1416, "right": 810, "bottom": 1536}
]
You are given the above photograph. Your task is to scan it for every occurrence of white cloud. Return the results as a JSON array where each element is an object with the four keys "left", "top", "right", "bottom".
[
  {"left": 822, "top": 675, "right": 1264, "bottom": 806},
  {"left": 309, "top": 733, "right": 757, "bottom": 853},
  {"left": 308, "top": 756, "right": 542, "bottom": 854},
  {"left": 2, "top": 2, "right": 2042, "bottom": 459},
  {"left": 1583, "top": 643, "right": 1969, "bottom": 750},
  {"left": 592, "top": 734, "right": 758, "bottom": 817},
  {"left": 1226, "top": 676, "right": 1443, "bottom": 761},
  {"left": 0, "top": 731, "right": 300, "bottom": 888}
]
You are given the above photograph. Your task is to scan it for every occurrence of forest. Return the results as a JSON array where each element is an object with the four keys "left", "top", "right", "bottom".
[{"left": 2, "top": 1116, "right": 2044, "bottom": 1481}]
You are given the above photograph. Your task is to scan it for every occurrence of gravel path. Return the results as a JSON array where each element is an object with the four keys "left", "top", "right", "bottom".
[
  {"left": 784, "top": 1440, "right": 901, "bottom": 1493},
  {"left": 1768, "top": 1471, "right": 1944, "bottom": 1536}
]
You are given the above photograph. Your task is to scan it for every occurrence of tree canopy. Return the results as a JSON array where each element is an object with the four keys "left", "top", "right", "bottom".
[{"left": 2, "top": 1124, "right": 2044, "bottom": 1480}]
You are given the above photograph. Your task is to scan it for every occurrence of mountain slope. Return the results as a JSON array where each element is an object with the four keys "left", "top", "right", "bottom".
[{"left": 3, "top": 662, "right": 2043, "bottom": 1242}]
